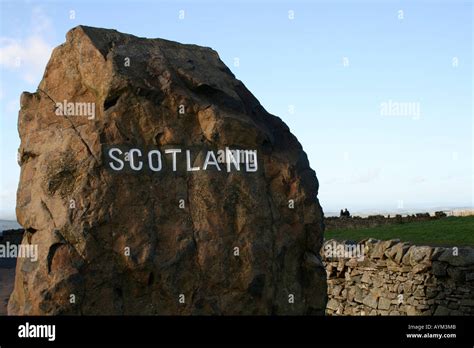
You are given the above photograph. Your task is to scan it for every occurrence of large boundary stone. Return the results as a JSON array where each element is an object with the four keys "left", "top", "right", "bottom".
[{"left": 9, "top": 26, "right": 326, "bottom": 315}]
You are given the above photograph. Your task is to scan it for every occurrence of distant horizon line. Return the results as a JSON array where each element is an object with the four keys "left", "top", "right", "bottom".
[
  {"left": 1, "top": 206, "right": 473, "bottom": 222},
  {"left": 324, "top": 206, "right": 474, "bottom": 217}
]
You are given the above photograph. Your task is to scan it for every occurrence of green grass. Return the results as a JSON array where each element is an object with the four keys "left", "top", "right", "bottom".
[{"left": 325, "top": 216, "right": 474, "bottom": 247}]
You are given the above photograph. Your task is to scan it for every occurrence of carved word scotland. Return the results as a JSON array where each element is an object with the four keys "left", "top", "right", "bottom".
[{"left": 105, "top": 147, "right": 258, "bottom": 173}]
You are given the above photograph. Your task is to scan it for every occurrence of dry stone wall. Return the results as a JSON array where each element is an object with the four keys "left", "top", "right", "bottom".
[
  {"left": 322, "top": 239, "right": 474, "bottom": 315},
  {"left": 325, "top": 212, "right": 447, "bottom": 231}
]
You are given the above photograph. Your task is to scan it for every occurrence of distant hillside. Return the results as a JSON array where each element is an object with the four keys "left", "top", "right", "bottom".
[{"left": 0, "top": 220, "right": 21, "bottom": 235}]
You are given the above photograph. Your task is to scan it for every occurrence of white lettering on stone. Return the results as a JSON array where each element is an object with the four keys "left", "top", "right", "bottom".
[
  {"left": 186, "top": 150, "right": 200, "bottom": 171},
  {"left": 165, "top": 149, "right": 182, "bottom": 171},
  {"left": 148, "top": 150, "right": 162, "bottom": 172},
  {"left": 203, "top": 150, "right": 221, "bottom": 171},
  {"left": 106, "top": 147, "right": 258, "bottom": 173},
  {"left": 226, "top": 147, "right": 240, "bottom": 172},
  {"left": 129, "top": 148, "right": 143, "bottom": 171},
  {"left": 108, "top": 148, "right": 124, "bottom": 171}
]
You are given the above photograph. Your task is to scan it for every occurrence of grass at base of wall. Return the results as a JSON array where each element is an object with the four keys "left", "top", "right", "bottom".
[{"left": 324, "top": 216, "right": 474, "bottom": 247}]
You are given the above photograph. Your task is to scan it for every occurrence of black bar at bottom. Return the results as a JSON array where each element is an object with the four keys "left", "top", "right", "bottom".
[{"left": 0, "top": 315, "right": 472, "bottom": 346}]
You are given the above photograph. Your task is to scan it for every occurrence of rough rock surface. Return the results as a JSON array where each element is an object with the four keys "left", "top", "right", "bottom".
[{"left": 9, "top": 26, "right": 326, "bottom": 315}]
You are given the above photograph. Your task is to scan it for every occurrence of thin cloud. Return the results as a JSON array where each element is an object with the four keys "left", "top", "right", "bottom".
[
  {"left": 322, "top": 168, "right": 382, "bottom": 185},
  {"left": 350, "top": 168, "right": 381, "bottom": 184},
  {"left": 0, "top": 7, "right": 53, "bottom": 85},
  {"left": 412, "top": 176, "right": 427, "bottom": 184}
]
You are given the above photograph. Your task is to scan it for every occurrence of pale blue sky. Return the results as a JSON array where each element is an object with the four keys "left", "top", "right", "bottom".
[{"left": 0, "top": 0, "right": 472, "bottom": 219}]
